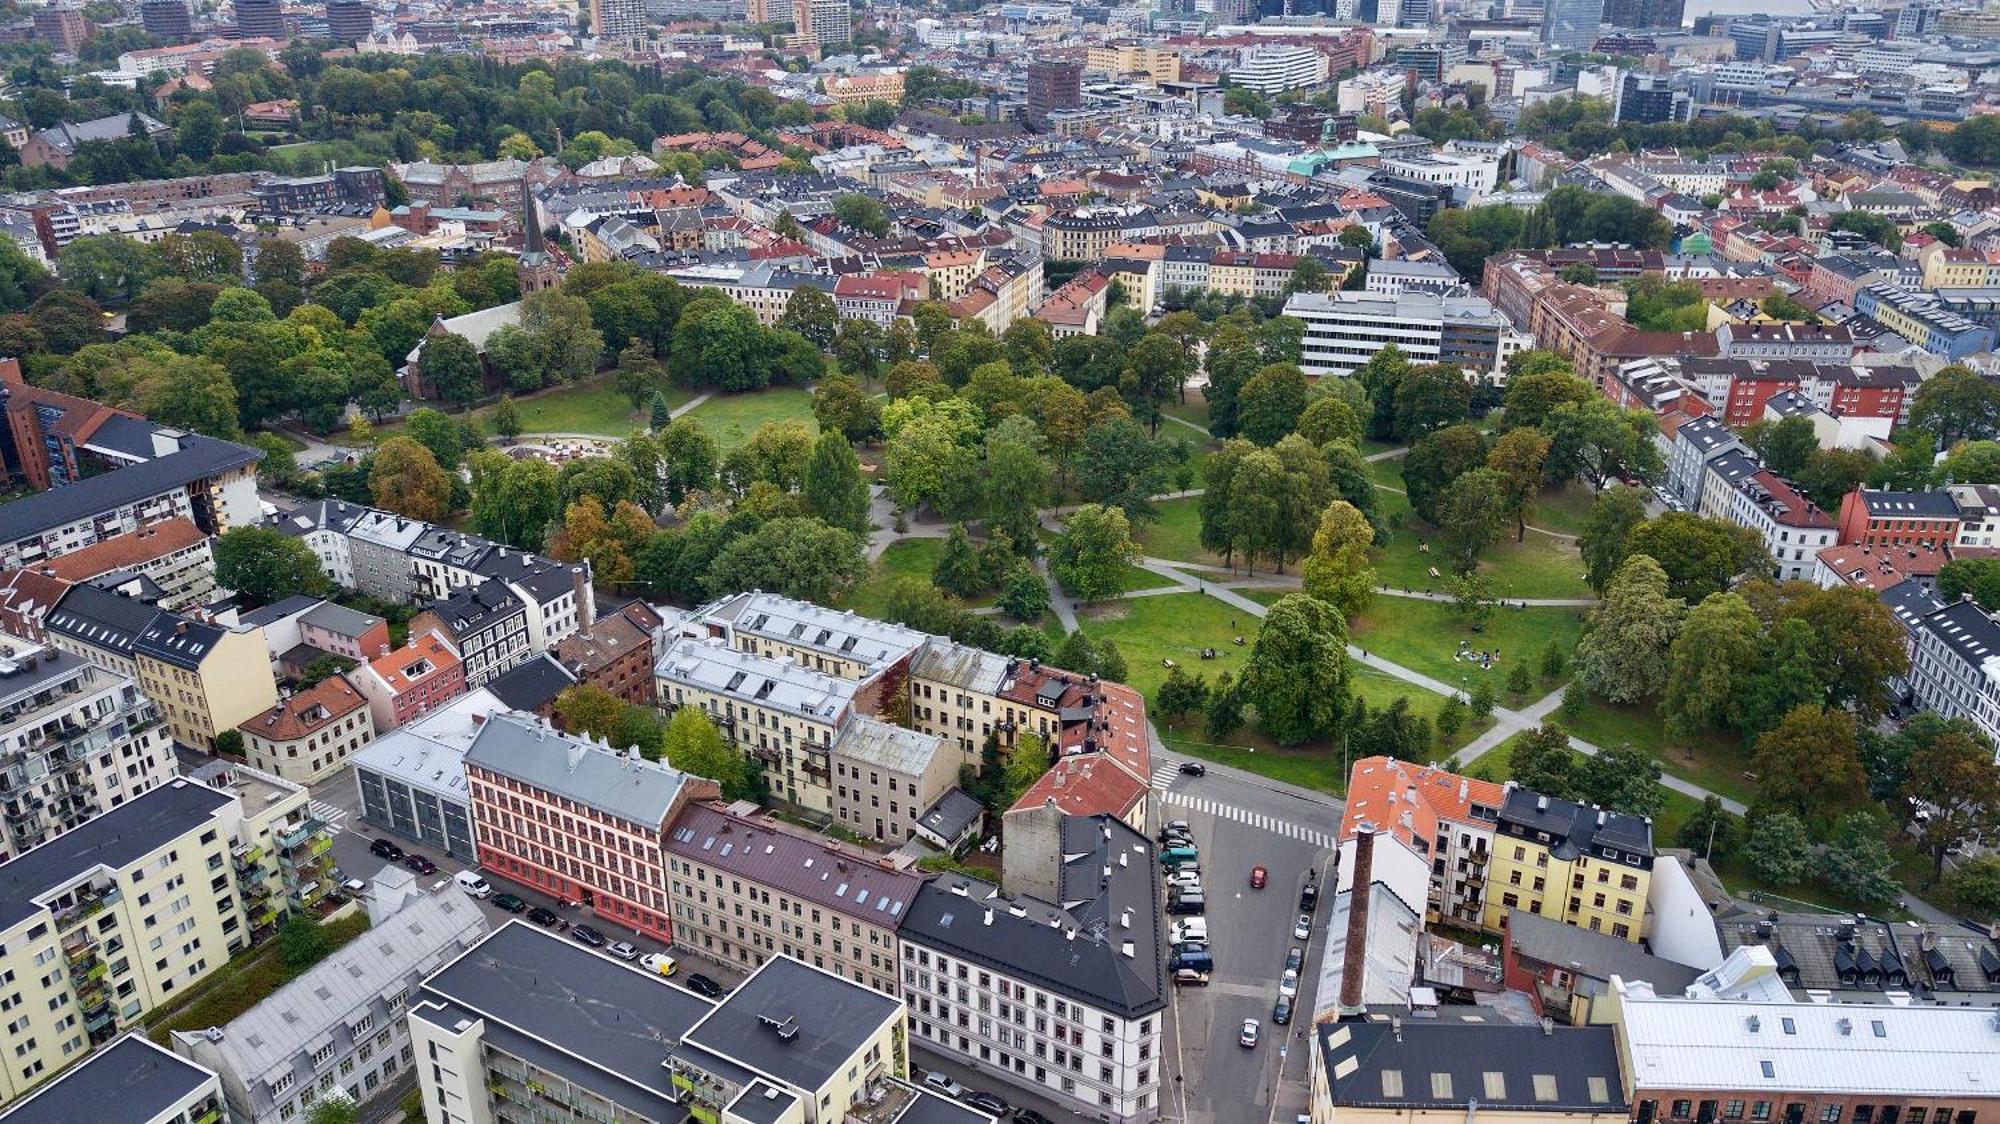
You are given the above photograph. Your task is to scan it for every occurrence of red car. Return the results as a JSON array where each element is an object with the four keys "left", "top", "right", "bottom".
[{"left": 1250, "top": 865, "right": 1268, "bottom": 889}]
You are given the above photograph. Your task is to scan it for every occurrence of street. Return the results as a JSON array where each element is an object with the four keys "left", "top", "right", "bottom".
[
  {"left": 310, "top": 732, "right": 1345, "bottom": 1124},
  {"left": 1149, "top": 741, "right": 1343, "bottom": 1124}
]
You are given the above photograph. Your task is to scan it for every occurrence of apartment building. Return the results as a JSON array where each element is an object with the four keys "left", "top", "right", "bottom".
[
  {"left": 350, "top": 688, "right": 499, "bottom": 863},
  {"left": 236, "top": 675, "right": 376, "bottom": 786},
  {"left": 1719, "top": 470, "right": 1835, "bottom": 583},
  {"left": 1904, "top": 598, "right": 2000, "bottom": 753},
  {"left": 170, "top": 885, "right": 488, "bottom": 1124},
  {"left": 1837, "top": 491, "right": 1963, "bottom": 550},
  {"left": 1340, "top": 757, "right": 1502, "bottom": 929},
  {"left": 1309, "top": 1019, "right": 1629, "bottom": 1124},
  {"left": 194, "top": 759, "right": 336, "bottom": 930},
  {"left": 906, "top": 640, "right": 1012, "bottom": 768},
  {"left": 1230, "top": 45, "right": 1329, "bottom": 94},
  {"left": 350, "top": 630, "right": 465, "bottom": 732},
  {"left": 1482, "top": 788, "right": 1654, "bottom": 942},
  {"left": 43, "top": 584, "right": 277, "bottom": 752},
  {"left": 1853, "top": 286, "right": 1996, "bottom": 359},
  {"left": 900, "top": 814, "right": 1166, "bottom": 1124},
  {"left": 0, "top": 646, "right": 175, "bottom": 863},
  {"left": 663, "top": 800, "right": 917, "bottom": 993},
  {"left": 1086, "top": 42, "right": 1182, "bottom": 85},
  {"left": 0, "top": 1035, "right": 224, "bottom": 1124},
  {"left": 293, "top": 603, "right": 389, "bottom": 664},
  {"left": 410, "top": 922, "right": 929, "bottom": 1124},
  {"left": 830, "top": 718, "right": 954, "bottom": 844},
  {"left": 1665, "top": 416, "right": 1748, "bottom": 511},
  {"left": 656, "top": 636, "right": 860, "bottom": 814},
  {"left": 409, "top": 579, "right": 530, "bottom": 689},
  {"left": 0, "top": 778, "right": 273, "bottom": 1102},
  {"left": 554, "top": 602, "right": 659, "bottom": 707},
  {"left": 463, "top": 711, "right": 718, "bottom": 942},
  {"left": 1714, "top": 323, "right": 1859, "bottom": 362},
  {"left": 0, "top": 389, "right": 261, "bottom": 571},
  {"left": 35, "top": 519, "right": 214, "bottom": 611},
  {"left": 1609, "top": 975, "right": 2000, "bottom": 1124},
  {"left": 1283, "top": 290, "right": 1530, "bottom": 380}
]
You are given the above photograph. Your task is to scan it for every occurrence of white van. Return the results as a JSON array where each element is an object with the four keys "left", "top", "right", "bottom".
[
  {"left": 454, "top": 870, "right": 491, "bottom": 898},
  {"left": 640, "top": 952, "right": 678, "bottom": 977}
]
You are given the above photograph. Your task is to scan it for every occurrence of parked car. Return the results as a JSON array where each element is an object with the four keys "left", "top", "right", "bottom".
[
  {"left": 454, "top": 870, "right": 491, "bottom": 897},
  {"left": 369, "top": 838, "right": 404, "bottom": 862},
  {"left": 1166, "top": 870, "right": 1202, "bottom": 891},
  {"left": 606, "top": 941, "right": 639, "bottom": 961},
  {"left": 1014, "top": 1111, "right": 1055, "bottom": 1124},
  {"left": 963, "top": 1091, "right": 1009, "bottom": 1115},
  {"left": 1173, "top": 968, "right": 1211, "bottom": 987},
  {"left": 527, "top": 906, "right": 560, "bottom": 927},
  {"left": 1250, "top": 865, "right": 1267, "bottom": 889},
  {"left": 1285, "top": 946, "right": 1303, "bottom": 973},
  {"left": 1178, "top": 761, "right": 1206, "bottom": 776},
  {"left": 1168, "top": 892, "right": 1206, "bottom": 916},
  {"left": 339, "top": 878, "right": 366, "bottom": 896},
  {"left": 1300, "top": 882, "right": 1318, "bottom": 912},
  {"left": 1294, "top": 914, "right": 1311, "bottom": 940},
  {"left": 684, "top": 973, "right": 726, "bottom": 998},
  {"left": 1280, "top": 968, "right": 1299, "bottom": 997},
  {"left": 491, "top": 893, "right": 528, "bottom": 914},
  {"left": 1160, "top": 846, "right": 1199, "bottom": 867},
  {"left": 1239, "top": 1018, "right": 1261, "bottom": 1048},
  {"left": 570, "top": 924, "right": 607, "bottom": 947},
  {"left": 922, "top": 1072, "right": 965, "bottom": 1098},
  {"left": 641, "top": 952, "right": 678, "bottom": 976},
  {"left": 1171, "top": 949, "right": 1214, "bottom": 974},
  {"left": 1171, "top": 918, "right": 1208, "bottom": 944},
  {"left": 1273, "top": 994, "right": 1294, "bottom": 1026},
  {"left": 403, "top": 853, "right": 438, "bottom": 876}
]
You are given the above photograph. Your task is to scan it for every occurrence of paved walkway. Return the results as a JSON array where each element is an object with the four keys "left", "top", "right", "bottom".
[
  {"left": 1163, "top": 414, "right": 1211, "bottom": 438},
  {"left": 1365, "top": 446, "right": 1408, "bottom": 462}
]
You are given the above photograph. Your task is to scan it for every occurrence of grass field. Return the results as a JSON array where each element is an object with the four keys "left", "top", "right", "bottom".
[
  {"left": 371, "top": 376, "right": 692, "bottom": 442},
  {"left": 1529, "top": 482, "right": 1598, "bottom": 537},
  {"left": 1163, "top": 393, "right": 1212, "bottom": 432},
  {"left": 1079, "top": 591, "right": 1488, "bottom": 792},
  {"left": 1373, "top": 519, "right": 1594, "bottom": 600},
  {"left": 839, "top": 539, "right": 947, "bottom": 619},
  {"left": 685, "top": 386, "right": 818, "bottom": 452},
  {"left": 1133, "top": 497, "right": 1218, "bottom": 566},
  {"left": 1560, "top": 696, "right": 1757, "bottom": 806},
  {"left": 1348, "top": 600, "right": 1585, "bottom": 691}
]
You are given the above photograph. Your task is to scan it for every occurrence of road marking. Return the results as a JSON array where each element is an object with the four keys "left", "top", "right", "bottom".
[
  {"left": 310, "top": 799, "right": 349, "bottom": 833},
  {"left": 1151, "top": 764, "right": 1180, "bottom": 788},
  {"left": 1159, "top": 791, "right": 1335, "bottom": 849}
]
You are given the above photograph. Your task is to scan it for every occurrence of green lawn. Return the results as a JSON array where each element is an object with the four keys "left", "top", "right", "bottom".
[
  {"left": 1373, "top": 519, "right": 1594, "bottom": 600},
  {"left": 1163, "top": 393, "right": 1212, "bottom": 432},
  {"left": 373, "top": 376, "right": 692, "bottom": 442},
  {"left": 685, "top": 386, "right": 818, "bottom": 453},
  {"left": 1368, "top": 455, "right": 1408, "bottom": 491},
  {"left": 1113, "top": 563, "right": 1181, "bottom": 594},
  {"left": 1348, "top": 600, "right": 1585, "bottom": 692},
  {"left": 1133, "top": 497, "right": 1219, "bottom": 566},
  {"left": 1359, "top": 438, "right": 1403, "bottom": 458},
  {"left": 1561, "top": 696, "right": 1757, "bottom": 806},
  {"left": 1529, "top": 481, "right": 1598, "bottom": 537},
  {"left": 839, "top": 539, "right": 946, "bottom": 619},
  {"left": 1080, "top": 591, "right": 1486, "bottom": 792}
]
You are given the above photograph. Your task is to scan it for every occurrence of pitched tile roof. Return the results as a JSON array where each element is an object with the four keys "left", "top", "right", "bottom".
[{"left": 239, "top": 674, "right": 367, "bottom": 742}]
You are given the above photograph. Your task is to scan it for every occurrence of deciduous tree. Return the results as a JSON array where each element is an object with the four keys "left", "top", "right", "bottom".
[
  {"left": 368, "top": 437, "right": 453, "bottom": 521},
  {"left": 1051, "top": 504, "right": 1138, "bottom": 603},
  {"left": 1752, "top": 705, "right": 1868, "bottom": 827},
  {"left": 1301, "top": 500, "right": 1376, "bottom": 620},
  {"left": 1242, "top": 594, "right": 1350, "bottom": 746},
  {"left": 1573, "top": 554, "right": 1684, "bottom": 704},
  {"left": 213, "top": 525, "right": 327, "bottom": 604}
]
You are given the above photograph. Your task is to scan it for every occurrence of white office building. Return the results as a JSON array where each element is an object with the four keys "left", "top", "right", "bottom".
[
  {"left": 1283, "top": 290, "right": 1530, "bottom": 380},
  {"left": 1229, "top": 45, "right": 1329, "bottom": 93}
]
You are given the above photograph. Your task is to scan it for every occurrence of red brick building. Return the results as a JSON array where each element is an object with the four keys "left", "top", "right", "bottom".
[
  {"left": 354, "top": 629, "right": 467, "bottom": 730},
  {"left": 1836, "top": 489, "right": 1963, "bottom": 550},
  {"left": 0, "top": 358, "right": 138, "bottom": 491},
  {"left": 555, "top": 601, "right": 660, "bottom": 707},
  {"left": 463, "top": 710, "right": 718, "bottom": 942}
]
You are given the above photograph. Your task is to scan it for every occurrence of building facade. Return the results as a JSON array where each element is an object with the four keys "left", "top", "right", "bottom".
[
  {"left": 1481, "top": 788, "right": 1654, "bottom": 942},
  {"left": 237, "top": 675, "right": 376, "bottom": 786}
]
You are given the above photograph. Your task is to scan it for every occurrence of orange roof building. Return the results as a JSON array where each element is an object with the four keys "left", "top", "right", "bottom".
[
  {"left": 38, "top": 517, "right": 213, "bottom": 609},
  {"left": 237, "top": 673, "right": 377, "bottom": 784},
  {"left": 355, "top": 629, "right": 467, "bottom": 731},
  {"left": 1341, "top": 756, "right": 1505, "bottom": 928}
]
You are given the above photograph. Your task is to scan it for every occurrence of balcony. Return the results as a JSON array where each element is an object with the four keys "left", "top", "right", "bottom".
[
  {"left": 54, "top": 885, "right": 120, "bottom": 929},
  {"left": 275, "top": 819, "right": 326, "bottom": 852},
  {"left": 232, "top": 844, "right": 264, "bottom": 868},
  {"left": 193, "top": 1107, "right": 222, "bottom": 1124}
]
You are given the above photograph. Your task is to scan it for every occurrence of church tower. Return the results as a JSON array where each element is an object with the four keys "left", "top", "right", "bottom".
[{"left": 517, "top": 192, "right": 560, "bottom": 295}]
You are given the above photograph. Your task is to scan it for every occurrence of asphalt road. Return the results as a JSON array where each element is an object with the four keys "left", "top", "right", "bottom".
[{"left": 1150, "top": 745, "right": 1342, "bottom": 1124}]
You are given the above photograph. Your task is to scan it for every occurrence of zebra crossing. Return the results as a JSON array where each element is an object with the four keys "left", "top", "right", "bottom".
[
  {"left": 1150, "top": 762, "right": 1337, "bottom": 849},
  {"left": 309, "top": 799, "right": 349, "bottom": 834}
]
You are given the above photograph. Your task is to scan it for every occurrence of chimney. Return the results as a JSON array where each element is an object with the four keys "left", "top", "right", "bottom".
[{"left": 1339, "top": 825, "right": 1376, "bottom": 1015}]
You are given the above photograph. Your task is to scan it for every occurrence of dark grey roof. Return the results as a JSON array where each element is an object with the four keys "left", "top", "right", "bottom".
[
  {"left": 679, "top": 956, "right": 901, "bottom": 1093},
  {"left": 1496, "top": 788, "right": 1653, "bottom": 864},
  {"left": 80, "top": 414, "right": 164, "bottom": 460},
  {"left": 665, "top": 804, "right": 921, "bottom": 923},
  {"left": 484, "top": 653, "right": 575, "bottom": 711},
  {"left": 430, "top": 579, "right": 525, "bottom": 636},
  {"left": 915, "top": 788, "right": 983, "bottom": 844},
  {"left": 1318, "top": 1020, "right": 1626, "bottom": 1112},
  {"left": 1858, "top": 489, "right": 1962, "bottom": 520},
  {"left": 416, "top": 921, "right": 713, "bottom": 1115},
  {"left": 727, "top": 1080, "right": 799, "bottom": 1124},
  {"left": 1881, "top": 578, "right": 1946, "bottom": 634},
  {"left": 0, "top": 1035, "right": 214, "bottom": 1124},
  {"left": 298, "top": 600, "right": 381, "bottom": 638},
  {"left": 131, "top": 612, "right": 229, "bottom": 671},
  {"left": 893, "top": 1088, "right": 1000, "bottom": 1124},
  {"left": 239, "top": 595, "right": 325, "bottom": 629},
  {"left": 901, "top": 815, "right": 1166, "bottom": 1018},
  {"left": 0, "top": 778, "right": 233, "bottom": 929},
  {"left": 43, "top": 582, "right": 163, "bottom": 655},
  {"left": 1916, "top": 598, "right": 2000, "bottom": 668},
  {"left": 1505, "top": 910, "right": 1702, "bottom": 994},
  {"left": 0, "top": 433, "right": 259, "bottom": 545}
]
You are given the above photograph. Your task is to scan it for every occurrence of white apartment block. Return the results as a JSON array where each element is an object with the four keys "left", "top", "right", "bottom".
[
  {"left": 1283, "top": 290, "right": 1529, "bottom": 380},
  {"left": 1230, "top": 45, "right": 1329, "bottom": 93},
  {"left": 0, "top": 646, "right": 176, "bottom": 864}
]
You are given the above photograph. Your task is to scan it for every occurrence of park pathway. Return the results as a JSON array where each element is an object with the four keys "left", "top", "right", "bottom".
[
  {"left": 1163, "top": 414, "right": 1211, "bottom": 438},
  {"left": 1114, "top": 552, "right": 1750, "bottom": 816}
]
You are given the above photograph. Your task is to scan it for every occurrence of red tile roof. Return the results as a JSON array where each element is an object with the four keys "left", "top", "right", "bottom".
[
  {"left": 239, "top": 674, "right": 367, "bottom": 742},
  {"left": 40, "top": 518, "right": 205, "bottom": 582}
]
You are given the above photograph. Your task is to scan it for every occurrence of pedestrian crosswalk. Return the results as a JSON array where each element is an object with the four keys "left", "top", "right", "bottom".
[
  {"left": 1150, "top": 764, "right": 1181, "bottom": 788},
  {"left": 1156, "top": 789, "right": 1336, "bottom": 850},
  {"left": 309, "top": 799, "right": 349, "bottom": 834}
]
